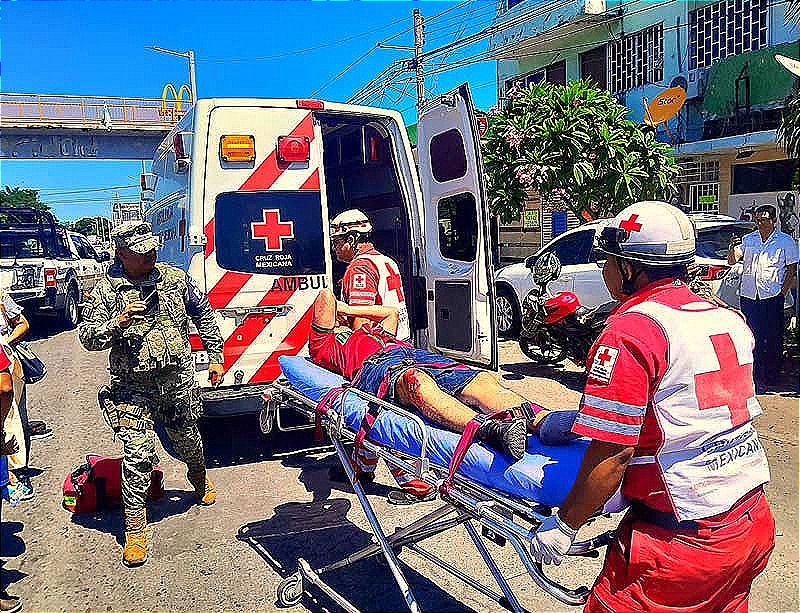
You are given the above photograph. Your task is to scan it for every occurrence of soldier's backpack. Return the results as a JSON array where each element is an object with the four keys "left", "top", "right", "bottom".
[{"left": 62, "top": 454, "right": 164, "bottom": 513}]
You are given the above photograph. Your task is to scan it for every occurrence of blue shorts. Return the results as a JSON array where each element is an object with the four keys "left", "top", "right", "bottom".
[{"left": 355, "top": 346, "right": 480, "bottom": 402}]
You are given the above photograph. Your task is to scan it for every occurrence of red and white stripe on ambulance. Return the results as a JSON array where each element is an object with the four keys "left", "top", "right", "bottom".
[{"left": 189, "top": 107, "right": 328, "bottom": 387}]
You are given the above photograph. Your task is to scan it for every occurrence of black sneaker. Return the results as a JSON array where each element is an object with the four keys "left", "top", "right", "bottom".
[
  {"left": 328, "top": 464, "right": 375, "bottom": 484},
  {"left": 29, "top": 420, "right": 53, "bottom": 440},
  {"left": 387, "top": 488, "right": 437, "bottom": 505},
  {"left": 475, "top": 417, "right": 527, "bottom": 461}
]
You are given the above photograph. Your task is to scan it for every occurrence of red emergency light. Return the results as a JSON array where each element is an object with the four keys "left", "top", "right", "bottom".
[
  {"left": 278, "top": 135, "right": 311, "bottom": 163},
  {"left": 297, "top": 99, "right": 324, "bottom": 110}
]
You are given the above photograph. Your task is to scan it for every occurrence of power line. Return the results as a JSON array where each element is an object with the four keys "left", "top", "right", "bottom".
[
  {"left": 312, "top": 44, "right": 381, "bottom": 97},
  {"left": 197, "top": 14, "right": 410, "bottom": 64},
  {"left": 36, "top": 184, "right": 138, "bottom": 196}
]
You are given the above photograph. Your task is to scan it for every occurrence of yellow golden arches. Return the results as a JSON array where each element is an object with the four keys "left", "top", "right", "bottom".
[{"left": 160, "top": 83, "right": 192, "bottom": 118}]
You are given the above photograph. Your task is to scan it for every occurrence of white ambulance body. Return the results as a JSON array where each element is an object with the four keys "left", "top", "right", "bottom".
[{"left": 147, "top": 84, "right": 496, "bottom": 415}]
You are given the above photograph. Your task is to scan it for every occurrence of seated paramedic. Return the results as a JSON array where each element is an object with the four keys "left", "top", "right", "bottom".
[{"left": 308, "top": 288, "right": 577, "bottom": 461}]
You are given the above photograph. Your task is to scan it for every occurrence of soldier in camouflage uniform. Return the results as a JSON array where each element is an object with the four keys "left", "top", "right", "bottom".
[{"left": 78, "top": 221, "right": 225, "bottom": 567}]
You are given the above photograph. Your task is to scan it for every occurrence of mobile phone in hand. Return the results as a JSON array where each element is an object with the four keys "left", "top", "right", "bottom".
[{"left": 139, "top": 283, "right": 159, "bottom": 316}]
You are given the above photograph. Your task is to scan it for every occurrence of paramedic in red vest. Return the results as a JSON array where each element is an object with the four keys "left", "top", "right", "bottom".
[
  {"left": 329, "top": 209, "right": 431, "bottom": 503},
  {"left": 330, "top": 209, "right": 411, "bottom": 342},
  {"left": 529, "top": 201, "right": 775, "bottom": 613}
]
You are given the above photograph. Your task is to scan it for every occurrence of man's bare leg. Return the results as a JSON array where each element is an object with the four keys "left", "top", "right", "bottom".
[
  {"left": 458, "top": 371, "right": 528, "bottom": 412},
  {"left": 395, "top": 368, "right": 479, "bottom": 431},
  {"left": 457, "top": 372, "right": 577, "bottom": 443},
  {"left": 395, "top": 369, "right": 526, "bottom": 459}
]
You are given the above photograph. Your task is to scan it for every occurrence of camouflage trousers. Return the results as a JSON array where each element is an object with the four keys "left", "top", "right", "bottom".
[
  {"left": 117, "top": 424, "right": 205, "bottom": 512},
  {"left": 102, "top": 364, "right": 206, "bottom": 513}
]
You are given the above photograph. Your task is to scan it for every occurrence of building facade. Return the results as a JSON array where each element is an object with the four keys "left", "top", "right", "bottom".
[
  {"left": 112, "top": 199, "right": 144, "bottom": 228},
  {"left": 489, "top": 0, "right": 799, "bottom": 261}
]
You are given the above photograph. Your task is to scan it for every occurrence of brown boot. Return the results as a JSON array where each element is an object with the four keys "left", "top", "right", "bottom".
[
  {"left": 122, "top": 509, "right": 148, "bottom": 567},
  {"left": 189, "top": 472, "right": 217, "bottom": 506}
]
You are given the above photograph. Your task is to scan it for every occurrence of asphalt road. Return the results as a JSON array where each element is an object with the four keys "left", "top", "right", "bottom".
[{"left": 2, "top": 326, "right": 798, "bottom": 612}]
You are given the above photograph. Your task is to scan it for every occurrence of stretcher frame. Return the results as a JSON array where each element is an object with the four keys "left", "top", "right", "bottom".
[{"left": 264, "top": 377, "right": 614, "bottom": 613}]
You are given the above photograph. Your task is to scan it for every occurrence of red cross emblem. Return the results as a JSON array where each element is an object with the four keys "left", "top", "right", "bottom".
[
  {"left": 250, "top": 209, "right": 295, "bottom": 251},
  {"left": 619, "top": 214, "right": 643, "bottom": 234},
  {"left": 596, "top": 348, "right": 614, "bottom": 366},
  {"left": 695, "top": 333, "right": 754, "bottom": 428},
  {"left": 385, "top": 263, "right": 404, "bottom": 302}
]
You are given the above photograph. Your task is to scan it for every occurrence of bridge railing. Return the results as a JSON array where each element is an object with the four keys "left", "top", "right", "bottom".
[{"left": 0, "top": 93, "right": 190, "bottom": 128}]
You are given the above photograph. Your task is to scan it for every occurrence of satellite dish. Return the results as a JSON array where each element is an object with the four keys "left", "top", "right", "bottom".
[
  {"left": 644, "top": 87, "right": 687, "bottom": 126},
  {"left": 775, "top": 54, "right": 800, "bottom": 77}
]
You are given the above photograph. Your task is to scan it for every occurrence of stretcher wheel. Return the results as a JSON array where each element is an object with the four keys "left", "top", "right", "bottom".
[{"left": 276, "top": 572, "right": 303, "bottom": 608}]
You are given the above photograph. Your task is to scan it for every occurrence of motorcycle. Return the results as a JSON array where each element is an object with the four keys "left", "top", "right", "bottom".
[{"left": 518, "top": 252, "right": 616, "bottom": 366}]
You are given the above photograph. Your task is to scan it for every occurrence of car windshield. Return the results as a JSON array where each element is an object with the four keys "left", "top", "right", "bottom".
[{"left": 696, "top": 224, "right": 753, "bottom": 259}]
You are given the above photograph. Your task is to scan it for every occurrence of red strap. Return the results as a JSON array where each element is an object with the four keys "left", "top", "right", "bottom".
[
  {"left": 440, "top": 410, "right": 514, "bottom": 495},
  {"left": 315, "top": 386, "right": 346, "bottom": 442}
]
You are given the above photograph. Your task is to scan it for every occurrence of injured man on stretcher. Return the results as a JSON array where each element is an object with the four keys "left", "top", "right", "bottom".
[{"left": 308, "top": 289, "right": 578, "bottom": 461}]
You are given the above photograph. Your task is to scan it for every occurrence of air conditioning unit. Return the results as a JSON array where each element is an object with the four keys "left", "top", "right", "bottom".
[{"left": 669, "top": 69, "right": 709, "bottom": 100}]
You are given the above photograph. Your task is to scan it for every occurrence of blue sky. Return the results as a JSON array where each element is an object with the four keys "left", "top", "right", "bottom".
[{"left": 1, "top": 0, "right": 498, "bottom": 222}]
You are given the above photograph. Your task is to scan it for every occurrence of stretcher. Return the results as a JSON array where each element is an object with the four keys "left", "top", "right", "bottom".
[{"left": 264, "top": 356, "right": 617, "bottom": 612}]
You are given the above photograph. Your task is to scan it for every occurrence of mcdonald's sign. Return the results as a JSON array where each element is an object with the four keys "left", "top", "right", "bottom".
[{"left": 160, "top": 83, "right": 192, "bottom": 120}]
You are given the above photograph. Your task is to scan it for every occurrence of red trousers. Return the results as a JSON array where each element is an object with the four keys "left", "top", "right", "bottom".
[{"left": 586, "top": 489, "right": 775, "bottom": 613}]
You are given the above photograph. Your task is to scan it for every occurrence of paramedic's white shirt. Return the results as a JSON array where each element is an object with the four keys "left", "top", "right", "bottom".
[{"left": 739, "top": 229, "right": 799, "bottom": 300}]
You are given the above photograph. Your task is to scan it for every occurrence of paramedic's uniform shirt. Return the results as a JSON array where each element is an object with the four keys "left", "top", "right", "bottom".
[
  {"left": 341, "top": 243, "right": 411, "bottom": 341},
  {"left": 309, "top": 325, "right": 404, "bottom": 380},
  {"left": 572, "top": 279, "right": 768, "bottom": 514}
]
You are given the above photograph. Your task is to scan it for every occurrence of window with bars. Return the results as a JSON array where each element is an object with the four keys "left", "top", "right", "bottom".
[
  {"left": 608, "top": 24, "right": 664, "bottom": 93},
  {"left": 676, "top": 159, "right": 721, "bottom": 213},
  {"left": 689, "top": 0, "right": 769, "bottom": 70}
]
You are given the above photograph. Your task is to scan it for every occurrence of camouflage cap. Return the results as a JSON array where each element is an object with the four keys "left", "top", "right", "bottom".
[{"left": 111, "top": 221, "right": 160, "bottom": 254}]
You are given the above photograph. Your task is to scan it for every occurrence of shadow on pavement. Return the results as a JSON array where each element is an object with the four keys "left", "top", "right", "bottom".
[
  {"left": 24, "top": 315, "right": 75, "bottom": 343},
  {"left": 0, "top": 522, "right": 26, "bottom": 558},
  {"left": 69, "top": 489, "right": 197, "bottom": 546},
  {"left": 239, "top": 448, "right": 471, "bottom": 611},
  {"left": 500, "top": 360, "right": 586, "bottom": 392}
]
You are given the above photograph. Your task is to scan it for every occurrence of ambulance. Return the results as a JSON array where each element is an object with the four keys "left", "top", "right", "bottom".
[{"left": 146, "top": 84, "right": 497, "bottom": 416}]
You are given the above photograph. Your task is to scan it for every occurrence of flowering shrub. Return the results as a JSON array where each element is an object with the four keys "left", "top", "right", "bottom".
[{"left": 482, "top": 79, "right": 679, "bottom": 223}]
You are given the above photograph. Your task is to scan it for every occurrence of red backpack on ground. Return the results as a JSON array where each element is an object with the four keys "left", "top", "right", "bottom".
[{"left": 62, "top": 454, "right": 164, "bottom": 513}]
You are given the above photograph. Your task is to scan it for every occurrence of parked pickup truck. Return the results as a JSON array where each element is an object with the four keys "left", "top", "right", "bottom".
[{"left": 0, "top": 207, "right": 110, "bottom": 327}]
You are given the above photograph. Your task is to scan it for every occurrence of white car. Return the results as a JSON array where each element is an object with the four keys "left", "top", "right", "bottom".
[{"left": 494, "top": 213, "right": 754, "bottom": 337}]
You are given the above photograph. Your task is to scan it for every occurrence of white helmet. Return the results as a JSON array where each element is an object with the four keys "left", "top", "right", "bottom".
[
  {"left": 330, "top": 209, "right": 373, "bottom": 239},
  {"left": 596, "top": 201, "right": 695, "bottom": 266}
]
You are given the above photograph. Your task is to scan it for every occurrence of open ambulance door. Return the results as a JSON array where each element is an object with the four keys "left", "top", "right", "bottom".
[{"left": 417, "top": 83, "right": 498, "bottom": 370}]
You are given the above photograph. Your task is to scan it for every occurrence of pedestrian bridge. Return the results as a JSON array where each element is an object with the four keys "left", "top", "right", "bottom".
[{"left": 0, "top": 93, "right": 189, "bottom": 159}]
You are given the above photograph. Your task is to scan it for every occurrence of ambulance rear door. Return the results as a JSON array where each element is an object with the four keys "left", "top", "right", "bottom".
[
  {"left": 417, "top": 84, "right": 497, "bottom": 369},
  {"left": 199, "top": 102, "right": 330, "bottom": 388}
]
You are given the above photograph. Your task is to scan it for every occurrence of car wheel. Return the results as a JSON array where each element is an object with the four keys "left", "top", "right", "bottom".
[
  {"left": 61, "top": 285, "right": 80, "bottom": 328},
  {"left": 495, "top": 287, "right": 520, "bottom": 338}
]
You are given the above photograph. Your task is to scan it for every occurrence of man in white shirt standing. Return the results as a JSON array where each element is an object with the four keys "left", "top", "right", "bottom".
[{"left": 729, "top": 205, "right": 798, "bottom": 388}]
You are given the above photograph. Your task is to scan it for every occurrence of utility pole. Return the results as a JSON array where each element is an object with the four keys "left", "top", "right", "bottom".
[
  {"left": 370, "top": 9, "right": 425, "bottom": 115},
  {"left": 147, "top": 46, "right": 198, "bottom": 104},
  {"left": 413, "top": 8, "right": 425, "bottom": 117}
]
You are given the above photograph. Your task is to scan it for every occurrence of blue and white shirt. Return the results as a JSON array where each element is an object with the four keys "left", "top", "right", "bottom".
[{"left": 739, "top": 229, "right": 799, "bottom": 300}]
